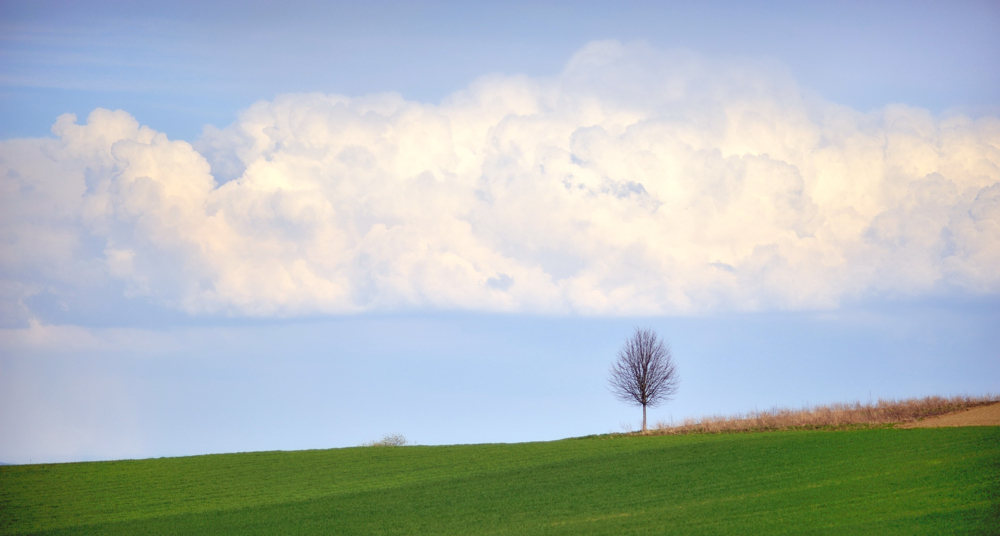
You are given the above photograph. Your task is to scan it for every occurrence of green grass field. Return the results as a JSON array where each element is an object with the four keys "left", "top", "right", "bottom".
[{"left": 2, "top": 427, "right": 998, "bottom": 535}]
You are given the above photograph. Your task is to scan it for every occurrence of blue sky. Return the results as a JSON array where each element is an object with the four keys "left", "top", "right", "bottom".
[
  {"left": 4, "top": 0, "right": 998, "bottom": 140},
  {"left": 1, "top": 0, "right": 998, "bottom": 463}
]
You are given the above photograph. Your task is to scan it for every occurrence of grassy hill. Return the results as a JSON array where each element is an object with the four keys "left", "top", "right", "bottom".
[{"left": 2, "top": 427, "right": 998, "bottom": 534}]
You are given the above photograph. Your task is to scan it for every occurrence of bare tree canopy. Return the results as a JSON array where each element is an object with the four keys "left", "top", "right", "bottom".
[{"left": 609, "top": 328, "right": 679, "bottom": 432}]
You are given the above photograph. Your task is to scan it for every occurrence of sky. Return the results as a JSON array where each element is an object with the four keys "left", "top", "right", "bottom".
[{"left": 1, "top": 0, "right": 998, "bottom": 464}]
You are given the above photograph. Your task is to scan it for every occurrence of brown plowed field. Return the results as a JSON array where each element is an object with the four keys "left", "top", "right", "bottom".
[{"left": 899, "top": 402, "right": 1000, "bottom": 428}]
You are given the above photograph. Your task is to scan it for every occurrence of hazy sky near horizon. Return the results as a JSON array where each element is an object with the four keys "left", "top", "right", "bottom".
[{"left": 1, "top": 0, "right": 998, "bottom": 464}]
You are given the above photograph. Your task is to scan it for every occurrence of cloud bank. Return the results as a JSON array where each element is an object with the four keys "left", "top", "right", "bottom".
[{"left": 2, "top": 41, "right": 998, "bottom": 322}]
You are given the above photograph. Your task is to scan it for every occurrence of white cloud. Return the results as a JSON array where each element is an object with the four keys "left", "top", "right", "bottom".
[{"left": 1, "top": 41, "right": 998, "bottom": 321}]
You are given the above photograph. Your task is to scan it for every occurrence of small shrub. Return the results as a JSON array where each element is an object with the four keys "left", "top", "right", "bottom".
[{"left": 363, "top": 434, "right": 407, "bottom": 447}]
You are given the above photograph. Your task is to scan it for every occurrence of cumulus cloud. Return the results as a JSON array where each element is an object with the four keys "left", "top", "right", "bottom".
[{"left": 1, "top": 41, "right": 998, "bottom": 321}]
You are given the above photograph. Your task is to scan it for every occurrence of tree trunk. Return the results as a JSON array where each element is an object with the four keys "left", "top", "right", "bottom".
[{"left": 642, "top": 404, "right": 647, "bottom": 433}]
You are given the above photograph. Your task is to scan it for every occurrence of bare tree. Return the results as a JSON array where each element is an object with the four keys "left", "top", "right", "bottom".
[{"left": 608, "top": 328, "right": 679, "bottom": 433}]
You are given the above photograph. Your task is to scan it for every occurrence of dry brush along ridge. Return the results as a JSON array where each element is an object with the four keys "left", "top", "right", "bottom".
[{"left": 651, "top": 395, "right": 1000, "bottom": 435}]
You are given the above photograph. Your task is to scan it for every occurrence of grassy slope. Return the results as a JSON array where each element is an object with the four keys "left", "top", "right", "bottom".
[{"left": 1, "top": 428, "right": 998, "bottom": 535}]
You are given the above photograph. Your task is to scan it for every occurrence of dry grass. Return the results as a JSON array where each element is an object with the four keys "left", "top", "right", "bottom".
[{"left": 652, "top": 394, "right": 1000, "bottom": 435}]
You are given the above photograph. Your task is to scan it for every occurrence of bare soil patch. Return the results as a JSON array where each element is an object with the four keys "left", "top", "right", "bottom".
[{"left": 898, "top": 402, "right": 1000, "bottom": 428}]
